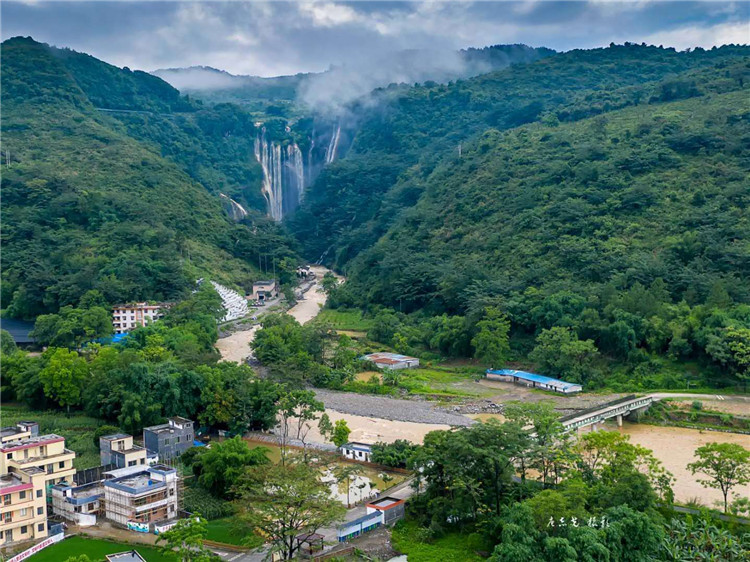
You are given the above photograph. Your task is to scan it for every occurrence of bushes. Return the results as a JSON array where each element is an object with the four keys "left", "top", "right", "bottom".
[{"left": 183, "top": 484, "right": 233, "bottom": 520}]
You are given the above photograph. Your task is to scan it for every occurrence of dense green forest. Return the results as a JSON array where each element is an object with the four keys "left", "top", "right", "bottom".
[
  {"left": 290, "top": 44, "right": 750, "bottom": 389},
  {"left": 0, "top": 37, "right": 296, "bottom": 318}
]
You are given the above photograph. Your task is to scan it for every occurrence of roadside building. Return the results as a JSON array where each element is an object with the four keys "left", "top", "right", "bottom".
[
  {"left": 112, "top": 303, "right": 169, "bottom": 334},
  {"left": 485, "top": 369, "right": 582, "bottom": 394},
  {"left": 362, "top": 352, "right": 420, "bottom": 370},
  {"left": 366, "top": 497, "right": 406, "bottom": 525},
  {"left": 99, "top": 434, "right": 148, "bottom": 469},
  {"left": 337, "top": 512, "right": 382, "bottom": 542},
  {"left": 341, "top": 442, "right": 373, "bottom": 463},
  {"left": 143, "top": 417, "right": 194, "bottom": 461},
  {"left": 0, "top": 423, "right": 76, "bottom": 547},
  {"left": 102, "top": 465, "right": 178, "bottom": 529},
  {"left": 251, "top": 280, "right": 279, "bottom": 303}
]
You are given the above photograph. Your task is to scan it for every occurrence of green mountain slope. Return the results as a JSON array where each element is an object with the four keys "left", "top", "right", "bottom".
[
  {"left": 1, "top": 37, "right": 294, "bottom": 318},
  {"left": 344, "top": 89, "right": 750, "bottom": 312},
  {"left": 289, "top": 44, "right": 750, "bottom": 267}
]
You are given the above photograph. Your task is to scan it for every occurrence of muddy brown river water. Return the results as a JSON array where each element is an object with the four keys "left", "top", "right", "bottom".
[{"left": 610, "top": 421, "right": 750, "bottom": 507}]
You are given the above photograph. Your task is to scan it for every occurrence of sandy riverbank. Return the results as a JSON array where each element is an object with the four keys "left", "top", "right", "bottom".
[{"left": 302, "top": 409, "right": 451, "bottom": 445}]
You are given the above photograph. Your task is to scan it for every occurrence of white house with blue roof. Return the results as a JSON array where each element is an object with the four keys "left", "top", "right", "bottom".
[
  {"left": 341, "top": 442, "right": 373, "bottom": 463},
  {"left": 486, "top": 369, "right": 582, "bottom": 394}
]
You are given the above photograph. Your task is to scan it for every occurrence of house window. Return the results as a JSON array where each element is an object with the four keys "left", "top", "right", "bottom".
[
  {"left": 19, "top": 491, "right": 25, "bottom": 499},
  {"left": 36, "top": 490, "right": 42, "bottom": 498},
  {"left": 37, "top": 523, "right": 44, "bottom": 532},
  {"left": 37, "top": 507, "right": 43, "bottom": 515},
  {"left": 20, "top": 526, "right": 27, "bottom": 534},
  {"left": 128, "top": 460, "right": 136, "bottom": 467},
  {"left": 74, "top": 506, "right": 81, "bottom": 513},
  {"left": 20, "top": 508, "right": 27, "bottom": 517},
  {"left": 59, "top": 461, "right": 65, "bottom": 469},
  {"left": 6, "top": 453, "right": 11, "bottom": 460},
  {"left": 2, "top": 494, "right": 10, "bottom": 504},
  {"left": 88, "top": 503, "right": 95, "bottom": 511}
]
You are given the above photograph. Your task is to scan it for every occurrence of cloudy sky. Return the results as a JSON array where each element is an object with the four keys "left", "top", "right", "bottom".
[{"left": 2, "top": 1, "right": 748, "bottom": 76}]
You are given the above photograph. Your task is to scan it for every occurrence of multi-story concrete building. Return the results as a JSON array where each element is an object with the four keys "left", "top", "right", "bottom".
[
  {"left": 99, "top": 434, "right": 148, "bottom": 469},
  {"left": 50, "top": 480, "right": 102, "bottom": 527},
  {"left": 112, "top": 303, "right": 168, "bottom": 334},
  {"left": 103, "top": 465, "right": 178, "bottom": 528},
  {"left": 143, "top": 417, "right": 194, "bottom": 461},
  {"left": 0, "top": 423, "right": 76, "bottom": 547},
  {"left": 0, "top": 422, "right": 38, "bottom": 445}
]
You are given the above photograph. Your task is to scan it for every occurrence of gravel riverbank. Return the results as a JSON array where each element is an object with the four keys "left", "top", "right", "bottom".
[{"left": 313, "top": 389, "right": 474, "bottom": 427}]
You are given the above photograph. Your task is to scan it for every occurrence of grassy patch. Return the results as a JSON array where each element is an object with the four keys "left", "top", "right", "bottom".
[
  {"left": 314, "top": 309, "right": 375, "bottom": 331},
  {"left": 1, "top": 404, "right": 109, "bottom": 470},
  {"left": 391, "top": 520, "right": 485, "bottom": 562},
  {"left": 398, "top": 366, "right": 489, "bottom": 397},
  {"left": 28, "top": 536, "right": 175, "bottom": 562},
  {"left": 204, "top": 517, "right": 261, "bottom": 547}
]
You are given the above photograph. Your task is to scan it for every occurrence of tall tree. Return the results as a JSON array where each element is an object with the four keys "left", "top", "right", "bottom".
[
  {"left": 471, "top": 307, "right": 511, "bottom": 367},
  {"left": 235, "top": 462, "right": 345, "bottom": 560},
  {"left": 38, "top": 347, "right": 89, "bottom": 415},
  {"left": 156, "top": 515, "right": 219, "bottom": 562},
  {"left": 688, "top": 442, "right": 750, "bottom": 513}
]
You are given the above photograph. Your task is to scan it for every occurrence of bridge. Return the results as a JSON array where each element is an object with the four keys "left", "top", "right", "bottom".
[{"left": 558, "top": 394, "right": 655, "bottom": 432}]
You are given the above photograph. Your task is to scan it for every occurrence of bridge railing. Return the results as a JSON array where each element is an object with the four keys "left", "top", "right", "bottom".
[{"left": 558, "top": 395, "right": 637, "bottom": 424}]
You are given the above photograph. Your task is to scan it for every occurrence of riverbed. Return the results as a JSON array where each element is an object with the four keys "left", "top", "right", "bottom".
[
  {"left": 216, "top": 265, "right": 334, "bottom": 363},
  {"left": 611, "top": 421, "right": 750, "bottom": 507}
]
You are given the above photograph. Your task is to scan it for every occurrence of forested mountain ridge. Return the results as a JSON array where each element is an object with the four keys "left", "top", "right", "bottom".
[
  {"left": 0, "top": 37, "right": 296, "bottom": 318},
  {"left": 289, "top": 44, "right": 750, "bottom": 267},
  {"left": 305, "top": 45, "right": 750, "bottom": 388}
]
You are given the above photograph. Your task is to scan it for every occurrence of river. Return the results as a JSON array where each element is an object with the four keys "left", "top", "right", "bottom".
[{"left": 611, "top": 421, "right": 750, "bottom": 507}]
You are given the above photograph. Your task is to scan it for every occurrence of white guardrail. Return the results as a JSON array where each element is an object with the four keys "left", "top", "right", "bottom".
[{"left": 7, "top": 532, "right": 64, "bottom": 562}]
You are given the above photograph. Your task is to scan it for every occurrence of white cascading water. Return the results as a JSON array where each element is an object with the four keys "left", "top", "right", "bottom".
[
  {"left": 219, "top": 193, "right": 248, "bottom": 221},
  {"left": 254, "top": 130, "right": 284, "bottom": 221},
  {"left": 254, "top": 123, "right": 343, "bottom": 220},
  {"left": 326, "top": 122, "right": 342, "bottom": 164},
  {"left": 286, "top": 144, "right": 305, "bottom": 206}
]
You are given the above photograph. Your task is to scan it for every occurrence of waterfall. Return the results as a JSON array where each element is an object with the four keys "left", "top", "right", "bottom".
[
  {"left": 286, "top": 144, "right": 305, "bottom": 205},
  {"left": 219, "top": 193, "right": 248, "bottom": 221},
  {"left": 253, "top": 121, "right": 346, "bottom": 220},
  {"left": 326, "top": 122, "right": 342, "bottom": 164},
  {"left": 254, "top": 130, "right": 284, "bottom": 221}
]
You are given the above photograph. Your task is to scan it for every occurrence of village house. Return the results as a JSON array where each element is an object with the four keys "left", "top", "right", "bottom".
[
  {"left": 341, "top": 442, "right": 373, "bottom": 463},
  {"left": 0, "top": 422, "right": 76, "bottom": 547},
  {"left": 112, "top": 303, "right": 169, "bottom": 334},
  {"left": 99, "top": 434, "right": 149, "bottom": 469},
  {"left": 143, "top": 417, "right": 194, "bottom": 461},
  {"left": 103, "top": 465, "right": 178, "bottom": 530},
  {"left": 251, "top": 280, "right": 279, "bottom": 303},
  {"left": 362, "top": 352, "right": 420, "bottom": 370}
]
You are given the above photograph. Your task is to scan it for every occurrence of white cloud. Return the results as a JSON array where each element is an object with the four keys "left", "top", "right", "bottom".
[{"left": 639, "top": 21, "right": 750, "bottom": 49}]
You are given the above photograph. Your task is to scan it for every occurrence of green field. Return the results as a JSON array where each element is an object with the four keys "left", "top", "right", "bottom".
[
  {"left": 313, "top": 309, "right": 375, "bottom": 331},
  {"left": 391, "top": 520, "right": 485, "bottom": 562},
  {"left": 28, "top": 536, "right": 174, "bottom": 562},
  {"left": 397, "top": 366, "right": 490, "bottom": 398},
  {"left": 1, "top": 404, "right": 107, "bottom": 470},
  {"left": 204, "top": 517, "right": 261, "bottom": 547}
]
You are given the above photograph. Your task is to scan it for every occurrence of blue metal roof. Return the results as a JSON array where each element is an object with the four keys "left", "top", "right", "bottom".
[
  {"left": 486, "top": 369, "right": 581, "bottom": 390},
  {"left": 339, "top": 511, "right": 381, "bottom": 530}
]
